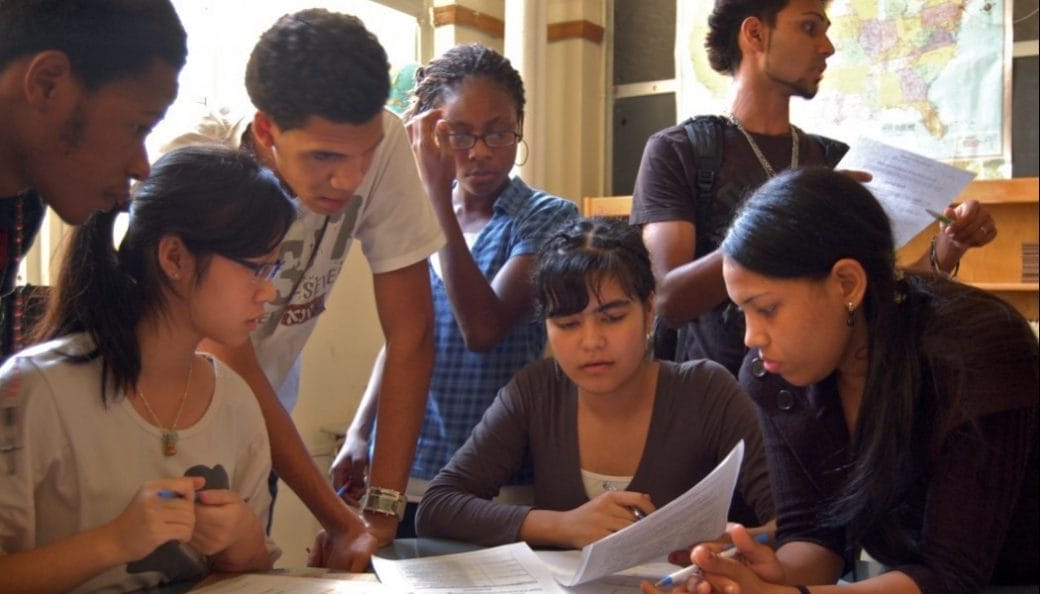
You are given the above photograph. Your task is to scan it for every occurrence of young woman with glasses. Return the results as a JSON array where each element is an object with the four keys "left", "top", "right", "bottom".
[
  {"left": 0, "top": 145, "right": 296, "bottom": 592},
  {"left": 335, "top": 43, "right": 578, "bottom": 537}
]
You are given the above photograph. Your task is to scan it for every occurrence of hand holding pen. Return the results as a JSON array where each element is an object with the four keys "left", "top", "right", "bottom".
[
  {"left": 602, "top": 481, "right": 648, "bottom": 521},
  {"left": 653, "top": 532, "right": 771, "bottom": 590},
  {"left": 926, "top": 201, "right": 997, "bottom": 249}
]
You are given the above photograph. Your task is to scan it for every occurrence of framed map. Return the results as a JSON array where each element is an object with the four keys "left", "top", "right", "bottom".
[{"left": 677, "top": 0, "right": 1013, "bottom": 177}]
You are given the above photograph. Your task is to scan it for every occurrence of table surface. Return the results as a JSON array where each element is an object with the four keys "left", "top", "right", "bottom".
[{"left": 146, "top": 538, "right": 1038, "bottom": 593}]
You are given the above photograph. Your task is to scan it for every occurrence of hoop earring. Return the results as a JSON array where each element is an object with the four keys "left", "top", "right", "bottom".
[
  {"left": 645, "top": 331, "right": 654, "bottom": 360},
  {"left": 515, "top": 138, "right": 529, "bottom": 167},
  {"left": 846, "top": 302, "right": 856, "bottom": 327}
]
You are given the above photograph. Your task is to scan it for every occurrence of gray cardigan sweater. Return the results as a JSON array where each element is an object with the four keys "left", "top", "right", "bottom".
[{"left": 415, "top": 358, "right": 774, "bottom": 545}]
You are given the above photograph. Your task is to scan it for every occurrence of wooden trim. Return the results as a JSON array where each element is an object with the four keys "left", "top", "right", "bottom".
[
  {"left": 547, "top": 20, "right": 604, "bottom": 44},
  {"left": 432, "top": 5, "right": 504, "bottom": 38},
  {"left": 582, "top": 195, "right": 632, "bottom": 217},
  {"left": 955, "top": 177, "right": 1038, "bottom": 204}
]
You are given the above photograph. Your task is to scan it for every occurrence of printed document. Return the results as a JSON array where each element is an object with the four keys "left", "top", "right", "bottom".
[
  {"left": 560, "top": 440, "right": 743, "bottom": 586},
  {"left": 373, "top": 541, "right": 566, "bottom": 593},
  {"left": 836, "top": 137, "right": 976, "bottom": 248},
  {"left": 371, "top": 441, "right": 745, "bottom": 591}
]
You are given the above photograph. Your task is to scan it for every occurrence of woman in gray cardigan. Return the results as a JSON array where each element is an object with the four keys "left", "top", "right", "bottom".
[{"left": 416, "top": 217, "right": 773, "bottom": 548}]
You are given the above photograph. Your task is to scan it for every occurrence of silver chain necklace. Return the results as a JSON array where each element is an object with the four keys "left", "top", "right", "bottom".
[{"left": 729, "top": 115, "right": 799, "bottom": 177}]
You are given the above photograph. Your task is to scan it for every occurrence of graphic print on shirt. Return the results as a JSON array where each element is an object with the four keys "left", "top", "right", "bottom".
[{"left": 257, "top": 196, "right": 362, "bottom": 334}]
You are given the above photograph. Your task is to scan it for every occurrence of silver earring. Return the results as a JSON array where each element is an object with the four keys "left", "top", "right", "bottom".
[
  {"left": 515, "top": 138, "right": 529, "bottom": 167},
  {"left": 846, "top": 302, "right": 855, "bottom": 327}
]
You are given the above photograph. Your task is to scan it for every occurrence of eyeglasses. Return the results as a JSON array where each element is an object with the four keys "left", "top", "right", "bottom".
[
  {"left": 445, "top": 131, "right": 521, "bottom": 150},
  {"left": 226, "top": 255, "right": 283, "bottom": 282}
]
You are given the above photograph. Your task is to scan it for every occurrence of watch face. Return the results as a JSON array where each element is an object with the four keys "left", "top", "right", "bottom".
[{"left": 362, "top": 487, "right": 407, "bottom": 521}]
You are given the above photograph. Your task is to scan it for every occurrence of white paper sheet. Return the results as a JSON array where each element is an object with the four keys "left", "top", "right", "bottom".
[
  {"left": 536, "top": 550, "right": 675, "bottom": 593},
  {"left": 559, "top": 440, "right": 744, "bottom": 586},
  {"left": 190, "top": 572, "right": 384, "bottom": 593},
  {"left": 373, "top": 541, "right": 569, "bottom": 593},
  {"left": 836, "top": 137, "right": 976, "bottom": 248}
]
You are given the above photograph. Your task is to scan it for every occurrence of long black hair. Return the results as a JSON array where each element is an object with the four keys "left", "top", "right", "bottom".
[
  {"left": 722, "top": 166, "right": 1038, "bottom": 552},
  {"left": 532, "top": 217, "right": 654, "bottom": 318},
  {"left": 34, "top": 145, "right": 296, "bottom": 401}
]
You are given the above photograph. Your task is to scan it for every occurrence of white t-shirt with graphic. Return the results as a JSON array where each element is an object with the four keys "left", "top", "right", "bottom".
[
  {"left": 0, "top": 334, "right": 276, "bottom": 593},
  {"left": 251, "top": 110, "right": 444, "bottom": 411}
]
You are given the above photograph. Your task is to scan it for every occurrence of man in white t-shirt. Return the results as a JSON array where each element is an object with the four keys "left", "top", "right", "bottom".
[{"left": 194, "top": 10, "right": 444, "bottom": 570}]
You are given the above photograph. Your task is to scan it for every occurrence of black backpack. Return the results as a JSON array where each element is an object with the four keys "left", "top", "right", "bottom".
[
  {"left": 681, "top": 115, "right": 848, "bottom": 256},
  {"left": 653, "top": 116, "right": 848, "bottom": 362}
]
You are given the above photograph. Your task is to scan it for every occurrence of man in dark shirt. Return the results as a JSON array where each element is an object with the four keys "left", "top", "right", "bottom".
[
  {"left": 0, "top": 0, "right": 186, "bottom": 355},
  {"left": 630, "top": 0, "right": 996, "bottom": 374}
]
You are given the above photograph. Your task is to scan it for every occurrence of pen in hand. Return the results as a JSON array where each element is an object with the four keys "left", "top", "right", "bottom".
[
  {"left": 654, "top": 532, "right": 770, "bottom": 588},
  {"left": 925, "top": 208, "right": 953, "bottom": 225},
  {"left": 156, "top": 489, "right": 201, "bottom": 502},
  {"left": 601, "top": 482, "right": 647, "bottom": 521}
]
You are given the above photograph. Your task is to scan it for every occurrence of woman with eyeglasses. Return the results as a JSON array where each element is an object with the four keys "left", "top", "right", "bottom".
[
  {"left": 0, "top": 145, "right": 296, "bottom": 592},
  {"left": 335, "top": 43, "right": 577, "bottom": 537},
  {"left": 414, "top": 217, "right": 773, "bottom": 548}
]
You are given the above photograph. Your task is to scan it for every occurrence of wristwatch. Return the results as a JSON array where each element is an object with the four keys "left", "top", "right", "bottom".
[{"left": 360, "top": 486, "right": 406, "bottom": 522}]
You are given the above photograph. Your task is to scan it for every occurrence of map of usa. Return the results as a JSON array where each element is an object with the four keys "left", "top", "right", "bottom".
[{"left": 678, "top": 0, "right": 1008, "bottom": 175}]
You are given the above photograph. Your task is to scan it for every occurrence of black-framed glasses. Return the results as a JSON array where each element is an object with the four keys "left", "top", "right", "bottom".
[
  {"left": 445, "top": 131, "right": 521, "bottom": 150},
  {"left": 226, "top": 255, "right": 283, "bottom": 283}
]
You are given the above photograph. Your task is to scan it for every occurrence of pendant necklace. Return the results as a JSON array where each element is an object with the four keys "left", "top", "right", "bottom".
[
  {"left": 136, "top": 359, "right": 194, "bottom": 456},
  {"left": 729, "top": 115, "right": 799, "bottom": 177}
]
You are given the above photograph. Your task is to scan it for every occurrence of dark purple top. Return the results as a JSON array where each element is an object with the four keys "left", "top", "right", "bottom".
[{"left": 741, "top": 284, "right": 1039, "bottom": 593}]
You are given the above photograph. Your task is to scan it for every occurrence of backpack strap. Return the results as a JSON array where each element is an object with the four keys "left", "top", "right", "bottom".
[
  {"left": 681, "top": 115, "right": 726, "bottom": 202},
  {"left": 809, "top": 133, "right": 850, "bottom": 168}
]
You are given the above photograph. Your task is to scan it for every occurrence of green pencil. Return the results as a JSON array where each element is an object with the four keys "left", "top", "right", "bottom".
[{"left": 925, "top": 208, "right": 953, "bottom": 225}]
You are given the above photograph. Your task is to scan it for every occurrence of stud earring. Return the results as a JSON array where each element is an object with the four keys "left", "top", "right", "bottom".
[{"left": 846, "top": 302, "right": 856, "bottom": 327}]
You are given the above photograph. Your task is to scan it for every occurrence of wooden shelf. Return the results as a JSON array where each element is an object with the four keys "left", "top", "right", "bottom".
[
  {"left": 955, "top": 178, "right": 1039, "bottom": 205},
  {"left": 970, "top": 282, "right": 1040, "bottom": 292}
]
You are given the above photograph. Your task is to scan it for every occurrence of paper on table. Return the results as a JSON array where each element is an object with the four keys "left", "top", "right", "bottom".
[
  {"left": 536, "top": 550, "right": 675, "bottom": 593},
  {"left": 561, "top": 440, "right": 744, "bottom": 587},
  {"left": 836, "top": 137, "right": 976, "bottom": 248},
  {"left": 373, "top": 541, "right": 569, "bottom": 593},
  {"left": 190, "top": 573, "right": 383, "bottom": 593}
]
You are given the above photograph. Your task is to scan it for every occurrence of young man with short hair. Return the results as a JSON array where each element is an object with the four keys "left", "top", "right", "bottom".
[
  {"left": 193, "top": 10, "right": 444, "bottom": 569},
  {"left": 0, "top": 0, "right": 187, "bottom": 353},
  {"left": 631, "top": 0, "right": 996, "bottom": 375}
]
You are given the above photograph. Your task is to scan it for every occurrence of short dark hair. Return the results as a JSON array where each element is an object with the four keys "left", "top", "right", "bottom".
[
  {"left": 0, "top": 0, "right": 187, "bottom": 90},
  {"left": 705, "top": 0, "right": 789, "bottom": 75},
  {"left": 35, "top": 145, "right": 296, "bottom": 400},
  {"left": 406, "top": 43, "right": 526, "bottom": 124},
  {"left": 533, "top": 217, "right": 655, "bottom": 319},
  {"left": 246, "top": 9, "right": 390, "bottom": 130}
]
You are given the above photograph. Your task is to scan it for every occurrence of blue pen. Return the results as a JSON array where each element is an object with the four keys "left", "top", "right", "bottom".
[
  {"left": 654, "top": 532, "right": 769, "bottom": 589},
  {"left": 157, "top": 489, "right": 201, "bottom": 502}
]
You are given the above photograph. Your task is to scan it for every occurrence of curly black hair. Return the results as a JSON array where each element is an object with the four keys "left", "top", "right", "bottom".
[
  {"left": 0, "top": 0, "right": 186, "bottom": 91},
  {"left": 705, "top": 0, "right": 790, "bottom": 75},
  {"left": 245, "top": 9, "right": 390, "bottom": 129}
]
